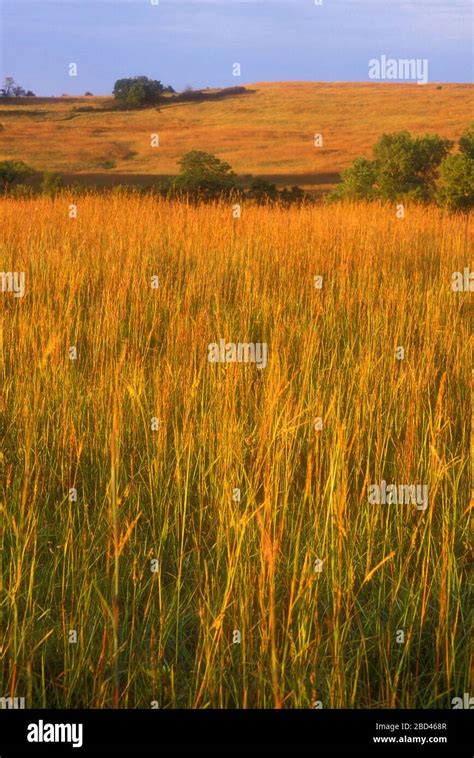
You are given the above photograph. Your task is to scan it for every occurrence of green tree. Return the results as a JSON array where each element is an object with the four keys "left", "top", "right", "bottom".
[
  {"left": 124, "top": 81, "right": 147, "bottom": 107},
  {"left": 1, "top": 77, "right": 15, "bottom": 96},
  {"left": 437, "top": 155, "right": 474, "bottom": 210},
  {"left": 112, "top": 76, "right": 174, "bottom": 107},
  {"left": 329, "top": 131, "right": 452, "bottom": 202},
  {"left": 0, "top": 160, "right": 35, "bottom": 193},
  {"left": 42, "top": 171, "right": 63, "bottom": 197},
  {"left": 459, "top": 122, "right": 474, "bottom": 159},
  {"left": 280, "top": 185, "right": 307, "bottom": 205},
  {"left": 330, "top": 158, "right": 378, "bottom": 201},
  {"left": 1, "top": 77, "right": 33, "bottom": 98},
  {"left": 373, "top": 132, "right": 452, "bottom": 200},
  {"left": 247, "top": 178, "right": 279, "bottom": 203},
  {"left": 172, "top": 151, "right": 237, "bottom": 198},
  {"left": 437, "top": 125, "right": 474, "bottom": 210}
]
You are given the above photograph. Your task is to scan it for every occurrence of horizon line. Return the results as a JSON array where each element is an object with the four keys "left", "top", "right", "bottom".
[{"left": 5, "top": 79, "right": 473, "bottom": 98}]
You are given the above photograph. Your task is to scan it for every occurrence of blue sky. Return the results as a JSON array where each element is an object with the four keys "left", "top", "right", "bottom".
[{"left": 0, "top": 0, "right": 472, "bottom": 95}]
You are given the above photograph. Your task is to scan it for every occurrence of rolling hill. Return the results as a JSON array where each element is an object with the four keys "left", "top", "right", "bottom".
[{"left": 0, "top": 81, "right": 472, "bottom": 192}]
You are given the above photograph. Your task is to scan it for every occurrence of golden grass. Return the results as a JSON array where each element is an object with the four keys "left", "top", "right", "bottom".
[
  {"left": 1, "top": 83, "right": 473, "bottom": 182},
  {"left": 0, "top": 195, "right": 471, "bottom": 708}
]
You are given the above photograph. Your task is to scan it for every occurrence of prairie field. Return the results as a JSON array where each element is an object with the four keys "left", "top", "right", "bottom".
[
  {"left": 0, "top": 195, "right": 471, "bottom": 708},
  {"left": 1, "top": 82, "right": 473, "bottom": 190}
]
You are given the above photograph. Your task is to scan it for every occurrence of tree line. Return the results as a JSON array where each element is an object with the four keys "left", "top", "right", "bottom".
[
  {"left": 329, "top": 125, "right": 474, "bottom": 210},
  {"left": 0, "top": 129, "right": 472, "bottom": 209},
  {"left": 1, "top": 77, "right": 35, "bottom": 98}
]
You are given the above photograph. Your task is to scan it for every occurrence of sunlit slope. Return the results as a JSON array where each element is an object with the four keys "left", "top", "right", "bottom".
[{"left": 0, "top": 82, "right": 472, "bottom": 183}]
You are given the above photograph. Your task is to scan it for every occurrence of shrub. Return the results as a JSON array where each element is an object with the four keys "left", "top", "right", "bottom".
[
  {"left": 67, "top": 182, "right": 89, "bottom": 197},
  {"left": 280, "top": 185, "right": 308, "bottom": 205},
  {"left": 436, "top": 125, "right": 474, "bottom": 210},
  {"left": 1, "top": 77, "right": 34, "bottom": 97},
  {"left": 247, "top": 178, "right": 279, "bottom": 203},
  {"left": 42, "top": 171, "right": 63, "bottom": 197},
  {"left": 112, "top": 76, "right": 174, "bottom": 107},
  {"left": 0, "top": 160, "right": 35, "bottom": 193},
  {"left": 436, "top": 154, "right": 474, "bottom": 210},
  {"left": 171, "top": 151, "right": 237, "bottom": 199},
  {"left": 8, "top": 183, "right": 34, "bottom": 198},
  {"left": 329, "top": 158, "right": 378, "bottom": 201},
  {"left": 459, "top": 123, "right": 474, "bottom": 159},
  {"left": 373, "top": 132, "right": 452, "bottom": 200},
  {"left": 329, "top": 131, "right": 453, "bottom": 203}
]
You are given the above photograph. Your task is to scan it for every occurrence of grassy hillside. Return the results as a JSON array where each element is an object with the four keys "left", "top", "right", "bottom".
[{"left": 0, "top": 82, "right": 473, "bottom": 190}]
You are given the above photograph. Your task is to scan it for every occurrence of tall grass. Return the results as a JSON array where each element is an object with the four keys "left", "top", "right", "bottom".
[{"left": 0, "top": 195, "right": 471, "bottom": 708}]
